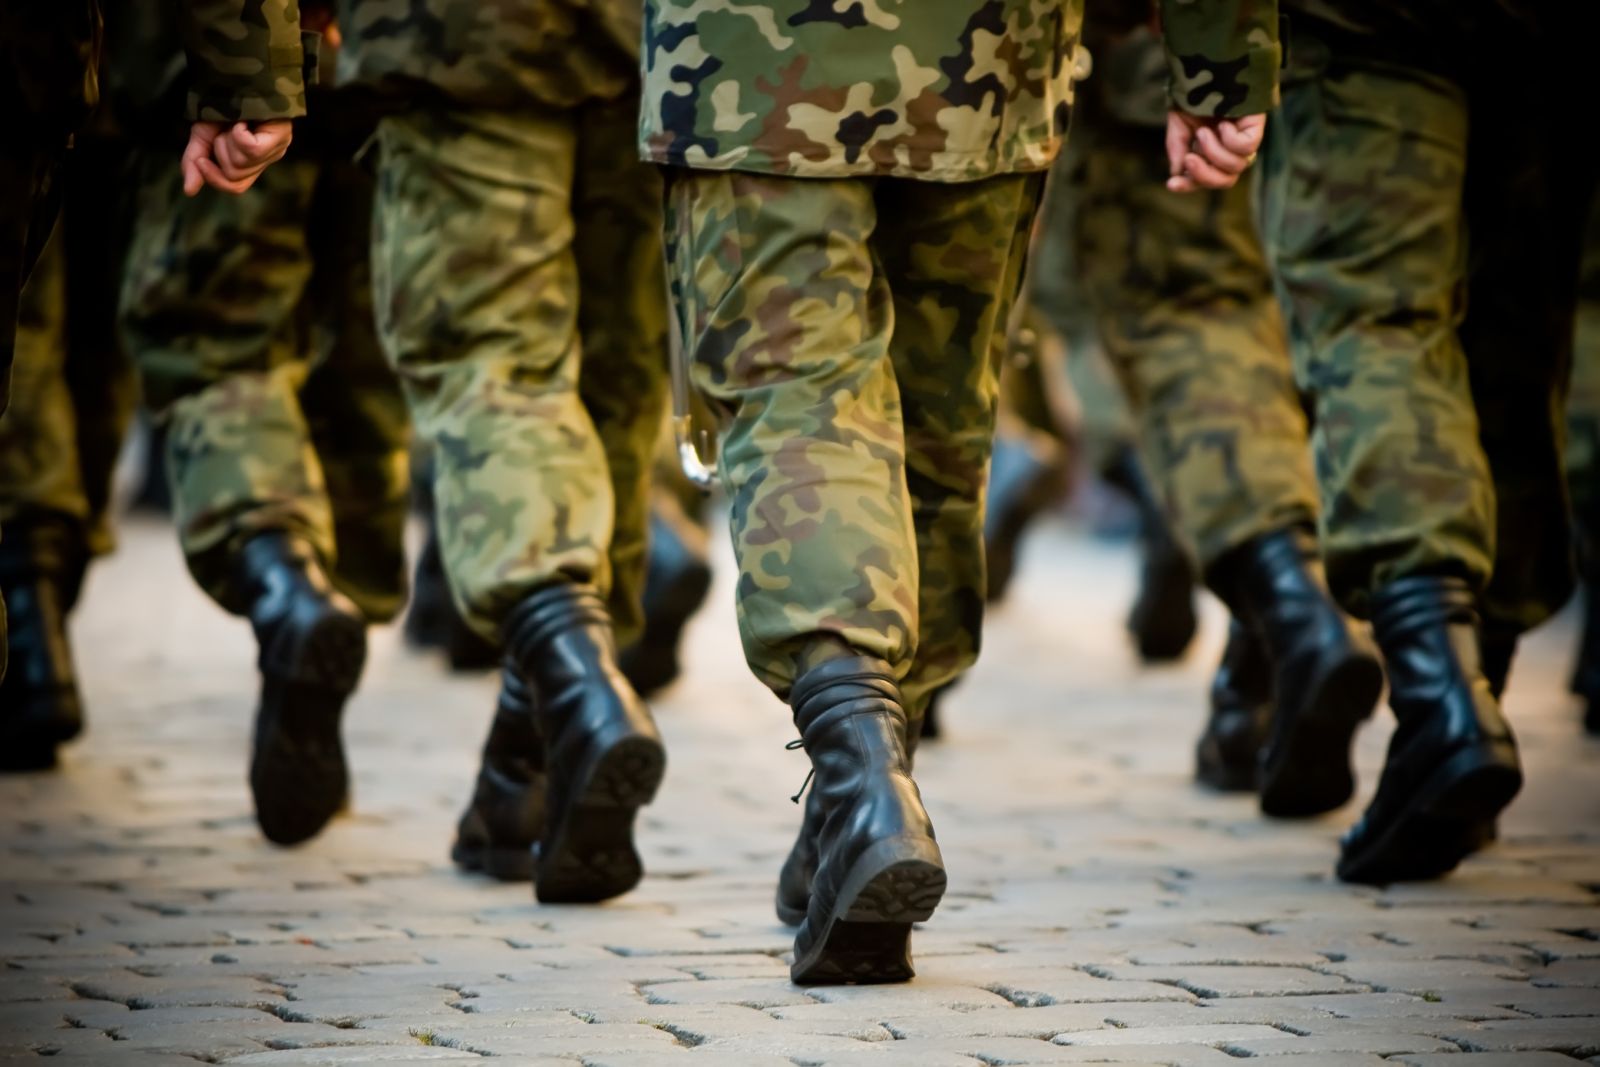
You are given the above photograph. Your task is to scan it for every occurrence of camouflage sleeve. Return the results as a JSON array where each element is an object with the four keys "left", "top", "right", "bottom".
[
  {"left": 179, "top": 0, "right": 307, "bottom": 122},
  {"left": 1158, "top": 0, "right": 1280, "bottom": 117}
]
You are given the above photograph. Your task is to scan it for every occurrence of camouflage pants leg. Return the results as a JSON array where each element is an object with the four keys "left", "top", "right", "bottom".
[
  {"left": 1070, "top": 112, "right": 1317, "bottom": 572},
  {"left": 665, "top": 170, "right": 1041, "bottom": 712},
  {"left": 1257, "top": 42, "right": 1492, "bottom": 618},
  {"left": 121, "top": 156, "right": 348, "bottom": 616},
  {"left": 1570, "top": 197, "right": 1600, "bottom": 570},
  {"left": 373, "top": 105, "right": 666, "bottom": 641},
  {"left": 299, "top": 160, "right": 411, "bottom": 623}
]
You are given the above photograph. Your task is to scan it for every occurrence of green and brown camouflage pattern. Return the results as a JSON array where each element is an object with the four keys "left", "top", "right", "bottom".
[
  {"left": 640, "top": 0, "right": 1278, "bottom": 181},
  {"left": 664, "top": 169, "right": 1041, "bottom": 714},
  {"left": 182, "top": 0, "right": 309, "bottom": 121},
  {"left": 371, "top": 99, "right": 668, "bottom": 645},
  {"left": 120, "top": 154, "right": 410, "bottom": 621},
  {"left": 334, "top": 0, "right": 641, "bottom": 110},
  {"left": 1063, "top": 18, "right": 1317, "bottom": 571}
]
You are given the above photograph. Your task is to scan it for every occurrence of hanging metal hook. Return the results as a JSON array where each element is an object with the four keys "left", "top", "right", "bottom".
[{"left": 667, "top": 257, "right": 718, "bottom": 493}]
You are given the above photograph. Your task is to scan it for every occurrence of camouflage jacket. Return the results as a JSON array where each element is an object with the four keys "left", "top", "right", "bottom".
[
  {"left": 334, "top": 0, "right": 641, "bottom": 112},
  {"left": 182, "top": 0, "right": 309, "bottom": 121},
  {"left": 639, "top": 0, "right": 1280, "bottom": 182}
]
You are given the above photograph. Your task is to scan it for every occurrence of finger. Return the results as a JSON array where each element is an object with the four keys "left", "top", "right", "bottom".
[
  {"left": 183, "top": 158, "right": 205, "bottom": 197},
  {"left": 197, "top": 157, "right": 253, "bottom": 194},
  {"left": 213, "top": 135, "right": 252, "bottom": 181},
  {"left": 1195, "top": 126, "right": 1248, "bottom": 175},
  {"left": 1217, "top": 118, "right": 1263, "bottom": 157},
  {"left": 1165, "top": 115, "right": 1193, "bottom": 178},
  {"left": 1166, "top": 174, "right": 1197, "bottom": 194},
  {"left": 1183, "top": 151, "right": 1238, "bottom": 190}
]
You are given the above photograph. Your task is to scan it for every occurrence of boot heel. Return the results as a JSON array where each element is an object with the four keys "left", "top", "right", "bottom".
[
  {"left": 536, "top": 733, "right": 665, "bottom": 904},
  {"left": 791, "top": 836, "right": 946, "bottom": 985},
  {"left": 1260, "top": 648, "right": 1383, "bottom": 818}
]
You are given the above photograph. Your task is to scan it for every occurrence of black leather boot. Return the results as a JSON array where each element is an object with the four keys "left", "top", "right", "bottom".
[
  {"left": 403, "top": 520, "right": 499, "bottom": 672},
  {"left": 1211, "top": 527, "right": 1383, "bottom": 817},
  {"left": 239, "top": 533, "right": 367, "bottom": 846},
  {"left": 0, "top": 520, "right": 87, "bottom": 772},
  {"left": 786, "top": 657, "right": 945, "bottom": 985},
  {"left": 984, "top": 434, "right": 1066, "bottom": 605},
  {"left": 1480, "top": 620, "right": 1519, "bottom": 703},
  {"left": 1195, "top": 618, "right": 1272, "bottom": 792},
  {"left": 452, "top": 661, "right": 546, "bottom": 881},
  {"left": 1106, "top": 447, "right": 1197, "bottom": 663},
  {"left": 620, "top": 507, "right": 713, "bottom": 698},
  {"left": 503, "top": 582, "right": 665, "bottom": 904},
  {"left": 1338, "top": 576, "right": 1522, "bottom": 884}
]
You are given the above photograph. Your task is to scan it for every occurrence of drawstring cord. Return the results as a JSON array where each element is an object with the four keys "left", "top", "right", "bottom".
[{"left": 785, "top": 738, "right": 813, "bottom": 804}]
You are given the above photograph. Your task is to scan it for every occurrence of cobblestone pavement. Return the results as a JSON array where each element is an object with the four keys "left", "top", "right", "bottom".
[{"left": 3, "top": 515, "right": 1599, "bottom": 1066}]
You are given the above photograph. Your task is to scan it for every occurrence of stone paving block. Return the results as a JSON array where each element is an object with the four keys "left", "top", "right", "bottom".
[
  {"left": 961, "top": 1039, "right": 1241, "bottom": 1065},
  {"left": 871, "top": 1004, "right": 1110, "bottom": 1041},
  {"left": 805, "top": 979, "right": 1015, "bottom": 1011},
  {"left": 1219, "top": 1031, "right": 1460, "bottom": 1056},
  {"left": 582, "top": 1054, "right": 795, "bottom": 1067},
  {"left": 638, "top": 977, "right": 816, "bottom": 1008},
  {"left": 1051, "top": 1023, "right": 1288, "bottom": 1047},
  {"left": 1279, "top": 991, "right": 1524, "bottom": 1021},
  {"left": 1248, "top": 1057, "right": 1388, "bottom": 1067},
  {"left": 1435, "top": 1018, "right": 1600, "bottom": 1056},
  {"left": 224, "top": 1048, "right": 493, "bottom": 1064},
  {"left": 1540, "top": 959, "right": 1600, "bottom": 988},
  {"left": 1393, "top": 1055, "right": 1589, "bottom": 1066},
  {"left": 1088, "top": 965, "right": 1360, "bottom": 998},
  {"left": 1501, "top": 987, "right": 1600, "bottom": 1016}
]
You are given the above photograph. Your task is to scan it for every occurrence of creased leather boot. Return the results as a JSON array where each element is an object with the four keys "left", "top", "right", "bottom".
[
  {"left": 0, "top": 519, "right": 87, "bottom": 772},
  {"left": 1211, "top": 527, "right": 1383, "bottom": 817},
  {"left": 239, "top": 532, "right": 367, "bottom": 846},
  {"left": 1195, "top": 618, "right": 1272, "bottom": 792},
  {"left": 503, "top": 582, "right": 665, "bottom": 904},
  {"left": 452, "top": 661, "right": 546, "bottom": 881},
  {"left": 1338, "top": 576, "right": 1522, "bottom": 885},
  {"left": 786, "top": 657, "right": 945, "bottom": 985}
]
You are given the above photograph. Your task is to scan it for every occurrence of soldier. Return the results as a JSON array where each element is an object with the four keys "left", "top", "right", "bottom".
[
  {"left": 645, "top": 0, "right": 1278, "bottom": 982},
  {"left": 1, "top": 0, "right": 303, "bottom": 742},
  {"left": 0, "top": 129, "right": 139, "bottom": 772},
  {"left": 1061, "top": 3, "right": 1381, "bottom": 802},
  {"left": 1565, "top": 197, "right": 1600, "bottom": 736},
  {"left": 114, "top": 3, "right": 411, "bottom": 846},
  {"left": 1258, "top": 0, "right": 1597, "bottom": 882},
  {"left": 337, "top": 0, "right": 672, "bottom": 900}
]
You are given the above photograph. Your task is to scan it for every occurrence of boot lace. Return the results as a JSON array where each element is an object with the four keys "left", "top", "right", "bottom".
[{"left": 784, "top": 738, "right": 813, "bottom": 804}]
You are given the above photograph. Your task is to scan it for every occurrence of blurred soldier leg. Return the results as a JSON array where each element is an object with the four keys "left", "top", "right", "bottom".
[
  {"left": 1030, "top": 149, "right": 1198, "bottom": 663},
  {"left": 0, "top": 144, "right": 139, "bottom": 772},
  {"left": 1257, "top": 16, "right": 1594, "bottom": 883},
  {"left": 403, "top": 456, "right": 500, "bottom": 672},
  {"left": 669, "top": 168, "right": 1041, "bottom": 979},
  {"left": 1568, "top": 199, "right": 1600, "bottom": 735},
  {"left": 1068, "top": 44, "right": 1379, "bottom": 807},
  {"left": 372, "top": 102, "right": 668, "bottom": 900},
  {"left": 120, "top": 156, "right": 390, "bottom": 847}
]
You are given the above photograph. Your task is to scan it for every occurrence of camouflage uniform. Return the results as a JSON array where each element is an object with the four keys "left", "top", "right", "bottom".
[
  {"left": 1066, "top": 6, "right": 1317, "bottom": 572},
  {"left": 339, "top": 0, "right": 669, "bottom": 646},
  {"left": 644, "top": 0, "right": 1281, "bottom": 714},
  {"left": 120, "top": 154, "right": 411, "bottom": 622},
  {"left": 1260, "top": 1, "right": 1596, "bottom": 631}
]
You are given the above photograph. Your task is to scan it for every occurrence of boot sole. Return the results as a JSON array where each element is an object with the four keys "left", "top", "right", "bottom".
[
  {"left": 1337, "top": 742, "right": 1522, "bottom": 885},
  {"left": 1259, "top": 650, "right": 1383, "bottom": 818},
  {"left": 251, "top": 610, "right": 366, "bottom": 847},
  {"left": 790, "top": 836, "right": 946, "bottom": 986},
  {"left": 1195, "top": 748, "right": 1258, "bottom": 793},
  {"left": 536, "top": 733, "right": 666, "bottom": 904},
  {"left": 451, "top": 840, "right": 535, "bottom": 882}
]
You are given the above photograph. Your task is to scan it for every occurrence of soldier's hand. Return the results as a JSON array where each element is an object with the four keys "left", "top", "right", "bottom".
[
  {"left": 1164, "top": 112, "right": 1265, "bottom": 193},
  {"left": 181, "top": 121, "right": 294, "bottom": 197}
]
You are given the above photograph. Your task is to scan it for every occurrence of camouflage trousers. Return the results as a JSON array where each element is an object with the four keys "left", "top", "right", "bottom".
[
  {"left": 0, "top": 162, "right": 139, "bottom": 564},
  {"left": 371, "top": 100, "right": 669, "bottom": 645},
  {"left": 665, "top": 170, "right": 1043, "bottom": 716},
  {"left": 121, "top": 154, "right": 410, "bottom": 622},
  {"left": 1260, "top": 24, "right": 1596, "bottom": 629},
  {"left": 1065, "top": 100, "right": 1317, "bottom": 572},
  {"left": 1571, "top": 198, "right": 1600, "bottom": 561}
]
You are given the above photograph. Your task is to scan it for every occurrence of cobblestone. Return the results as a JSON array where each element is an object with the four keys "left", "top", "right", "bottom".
[{"left": 1, "top": 518, "right": 1597, "bottom": 1063}]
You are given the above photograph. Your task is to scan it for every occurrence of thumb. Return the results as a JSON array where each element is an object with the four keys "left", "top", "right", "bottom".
[{"left": 1164, "top": 113, "right": 1192, "bottom": 178}]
